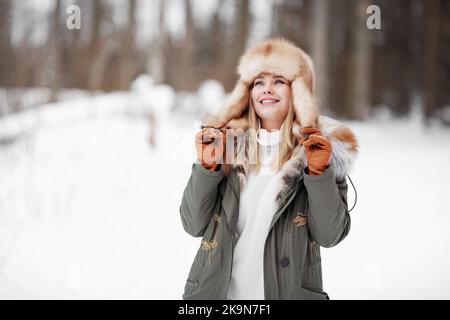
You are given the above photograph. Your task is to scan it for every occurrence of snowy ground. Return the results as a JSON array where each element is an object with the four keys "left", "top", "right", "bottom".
[
  {"left": 1, "top": 92, "right": 449, "bottom": 299},
  {"left": 322, "top": 113, "right": 450, "bottom": 299}
]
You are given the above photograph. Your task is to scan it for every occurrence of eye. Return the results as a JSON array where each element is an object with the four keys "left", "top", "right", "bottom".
[
  {"left": 274, "top": 79, "right": 286, "bottom": 85},
  {"left": 254, "top": 80, "right": 263, "bottom": 86}
]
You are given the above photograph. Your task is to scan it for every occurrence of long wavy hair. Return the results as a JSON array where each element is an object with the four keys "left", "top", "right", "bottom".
[
  {"left": 247, "top": 96, "right": 298, "bottom": 173},
  {"left": 223, "top": 91, "right": 298, "bottom": 177}
]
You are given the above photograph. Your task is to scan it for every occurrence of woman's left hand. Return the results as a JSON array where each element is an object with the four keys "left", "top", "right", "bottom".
[{"left": 300, "top": 127, "right": 332, "bottom": 176}]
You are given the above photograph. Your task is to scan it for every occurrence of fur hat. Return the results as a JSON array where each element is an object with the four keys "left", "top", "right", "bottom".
[
  {"left": 206, "top": 38, "right": 319, "bottom": 130},
  {"left": 204, "top": 38, "right": 358, "bottom": 188}
]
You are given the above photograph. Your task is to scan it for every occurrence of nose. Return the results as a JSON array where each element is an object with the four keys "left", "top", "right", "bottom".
[{"left": 263, "top": 82, "right": 274, "bottom": 94}]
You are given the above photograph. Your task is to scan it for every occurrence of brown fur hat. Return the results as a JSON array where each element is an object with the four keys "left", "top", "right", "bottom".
[
  {"left": 206, "top": 38, "right": 319, "bottom": 130},
  {"left": 203, "top": 38, "right": 359, "bottom": 183}
]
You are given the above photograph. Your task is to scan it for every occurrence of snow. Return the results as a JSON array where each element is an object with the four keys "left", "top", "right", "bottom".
[
  {"left": 323, "top": 116, "right": 450, "bottom": 299},
  {"left": 1, "top": 85, "right": 450, "bottom": 299},
  {"left": 0, "top": 87, "right": 91, "bottom": 116},
  {"left": 197, "top": 80, "right": 225, "bottom": 116}
]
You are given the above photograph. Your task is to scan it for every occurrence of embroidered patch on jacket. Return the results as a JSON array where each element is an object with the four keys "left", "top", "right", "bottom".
[
  {"left": 201, "top": 237, "right": 218, "bottom": 265},
  {"left": 201, "top": 238, "right": 218, "bottom": 251},
  {"left": 293, "top": 213, "right": 307, "bottom": 227}
]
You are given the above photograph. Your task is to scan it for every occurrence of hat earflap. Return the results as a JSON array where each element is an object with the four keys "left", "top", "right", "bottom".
[
  {"left": 213, "top": 81, "right": 249, "bottom": 127},
  {"left": 291, "top": 77, "right": 319, "bottom": 129}
]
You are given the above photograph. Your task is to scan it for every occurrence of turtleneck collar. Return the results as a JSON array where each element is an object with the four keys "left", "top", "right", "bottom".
[
  {"left": 257, "top": 128, "right": 281, "bottom": 146},
  {"left": 257, "top": 128, "right": 281, "bottom": 173}
]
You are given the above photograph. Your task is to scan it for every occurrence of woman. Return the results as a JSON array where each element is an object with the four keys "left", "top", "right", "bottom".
[{"left": 180, "top": 38, "right": 358, "bottom": 300}]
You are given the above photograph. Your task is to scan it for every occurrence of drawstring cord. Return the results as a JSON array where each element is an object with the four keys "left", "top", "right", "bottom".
[{"left": 346, "top": 173, "right": 357, "bottom": 213}]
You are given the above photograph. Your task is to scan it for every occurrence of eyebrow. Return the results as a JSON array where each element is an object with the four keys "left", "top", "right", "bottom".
[{"left": 254, "top": 75, "right": 286, "bottom": 81}]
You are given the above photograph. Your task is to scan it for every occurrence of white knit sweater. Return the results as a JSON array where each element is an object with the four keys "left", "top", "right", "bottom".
[{"left": 227, "top": 129, "right": 282, "bottom": 300}]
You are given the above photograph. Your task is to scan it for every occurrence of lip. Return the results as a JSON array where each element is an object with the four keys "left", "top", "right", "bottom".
[{"left": 259, "top": 97, "right": 280, "bottom": 105}]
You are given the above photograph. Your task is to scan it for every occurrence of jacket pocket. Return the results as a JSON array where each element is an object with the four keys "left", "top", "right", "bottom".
[
  {"left": 301, "top": 287, "right": 330, "bottom": 300},
  {"left": 182, "top": 279, "right": 199, "bottom": 299}
]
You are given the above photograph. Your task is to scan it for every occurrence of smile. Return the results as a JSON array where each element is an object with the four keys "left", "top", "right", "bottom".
[{"left": 259, "top": 98, "right": 280, "bottom": 106}]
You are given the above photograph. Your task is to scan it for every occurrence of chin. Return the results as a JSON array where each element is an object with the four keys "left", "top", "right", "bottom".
[{"left": 257, "top": 108, "right": 285, "bottom": 121}]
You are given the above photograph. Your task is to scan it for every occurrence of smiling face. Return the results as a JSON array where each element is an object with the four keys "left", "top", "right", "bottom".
[{"left": 251, "top": 73, "right": 292, "bottom": 131}]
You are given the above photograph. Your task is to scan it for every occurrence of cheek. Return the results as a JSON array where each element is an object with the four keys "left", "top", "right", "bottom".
[
  {"left": 277, "top": 86, "right": 291, "bottom": 102},
  {"left": 277, "top": 87, "right": 291, "bottom": 114},
  {"left": 280, "top": 101, "right": 290, "bottom": 117},
  {"left": 251, "top": 87, "right": 262, "bottom": 105}
]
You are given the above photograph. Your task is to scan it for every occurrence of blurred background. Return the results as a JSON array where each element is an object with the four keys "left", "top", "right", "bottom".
[{"left": 0, "top": 0, "right": 449, "bottom": 299}]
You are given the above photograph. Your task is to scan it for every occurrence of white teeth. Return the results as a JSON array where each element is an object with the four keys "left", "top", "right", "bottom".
[{"left": 260, "top": 99, "right": 278, "bottom": 104}]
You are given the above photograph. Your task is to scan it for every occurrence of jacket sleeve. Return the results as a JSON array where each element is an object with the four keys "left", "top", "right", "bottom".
[
  {"left": 303, "top": 165, "right": 351, "bottom": 248},
  {"left": 179, "top": 163, "right": 225, "bottom": 237}
]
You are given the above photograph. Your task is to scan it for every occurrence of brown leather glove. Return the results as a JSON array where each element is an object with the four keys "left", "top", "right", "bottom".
[
  {"left": 195, "top": 128, "right": 226, "bottom": 172},
  {"left": 300, "top": 127, "right": 332, "bottom": 176}
]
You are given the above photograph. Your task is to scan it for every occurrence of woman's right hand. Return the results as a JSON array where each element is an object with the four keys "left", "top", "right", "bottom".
[{"left": 195, "top": 128, "right": 226, "bottom": 172}]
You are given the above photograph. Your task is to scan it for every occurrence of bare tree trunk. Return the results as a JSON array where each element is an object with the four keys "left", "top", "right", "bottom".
[
  {"left": 88, "top": 0, "right": 106, "bottom": 90},
  {"left": 48, "top": 0, "right": 63, "bottom": 103},
  {"left": 178, "top": 0, "right": 195, "bottom": 90},
  {"left": 0, "top": 0, "right": 13, "bottom": 88},
  {"left": 223, "top": 0, "right": 250, "bottom": 90},
  {"left": 325, "top": 0, "right": 352, "bottom": 117},
  {"left": 271, "top": 0, "right": 310, "bottom": 46},
  {"left": 209, "top": 5, "right": 224, "bottom": 80},
  {"left": 348, "top": 0, "right": 371, "bottom": 120},
  {"left": 310, "top": 0, "right": 329, "bottom": 112},
  {"left": 69, "top": 0, "right": 83, "bottom": 88},
  {"left": 149, "top": 0, "right": 169, "bottom": 85},
  {"left": 236, "top": 0, "right": 250, "bottom": 52},
  {"left": 437, "top": 0, "right": 450, "bottom": 122},
  {"left": 119, "top": 0, "right": 137, "bottom": 89},
  {"left": 423, "top": 0, "right": 440, "bottom": 122},
  {"left": 89, "top": 37, "right": 119, "bottom": 91}
]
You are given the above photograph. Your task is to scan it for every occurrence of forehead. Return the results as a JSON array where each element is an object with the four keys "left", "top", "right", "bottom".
[{"left": 254, "top": 72, "right": 286, "bottom": 80}]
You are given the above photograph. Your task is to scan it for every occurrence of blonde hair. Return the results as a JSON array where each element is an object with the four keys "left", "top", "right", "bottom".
[
  {"left": 246, "top": 97, "right": 298, "bottom": 173},
  {"left": 221, "top": 87, "right": 298, "bottom": 177}
]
